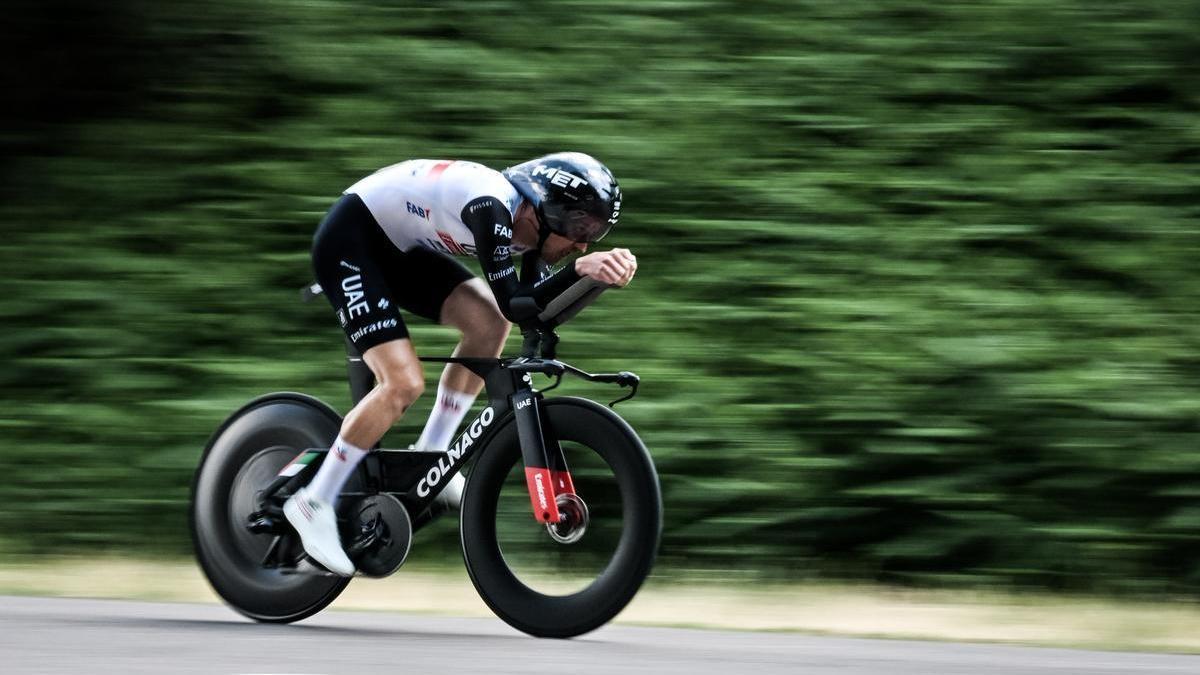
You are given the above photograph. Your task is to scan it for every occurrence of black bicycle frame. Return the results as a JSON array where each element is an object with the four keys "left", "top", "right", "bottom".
[
  {"left": 256, "top": 328, "right": 638, "bottom": 542},
  {"left": 263, "top": 344, "right": 571, "bottom": 531},
  {"left": 411, "top": 355, "right": 569, "bottom": 525}
]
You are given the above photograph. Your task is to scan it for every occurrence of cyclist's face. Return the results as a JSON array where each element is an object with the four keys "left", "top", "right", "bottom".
[
  {"left": 510, "top": 203, "right": 540, "bottom": 254},
  {"left": 512, "top": 203, "right": 587, "bottom": 263},
  {"left": 540, "top": 233, "right": 588, "bottom": 264},
  {"left": 511, "top": 200, "right": 590, "bottom": 261}
]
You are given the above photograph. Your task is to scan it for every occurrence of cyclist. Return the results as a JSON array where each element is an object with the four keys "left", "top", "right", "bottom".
[{"left": 284, "top": 152, "right": 636, "bottom": 575}]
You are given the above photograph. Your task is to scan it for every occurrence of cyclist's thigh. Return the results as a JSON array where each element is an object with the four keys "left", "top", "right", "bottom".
[
  {"left": 439, "top": 278, "right": 507, "bottom": 334},
  {"left": 361, "top": 337, "right": 422, "bottom": 387},
  {"left": 380, "top": 247, "right": 475, "bottom": 325},
  {"left": 312, "top": 194, "right": 409, "bottom": 353}
]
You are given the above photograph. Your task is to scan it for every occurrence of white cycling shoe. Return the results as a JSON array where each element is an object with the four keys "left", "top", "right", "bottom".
[{"left": 282, "top": 487, "right": 356, "bottom": 577}]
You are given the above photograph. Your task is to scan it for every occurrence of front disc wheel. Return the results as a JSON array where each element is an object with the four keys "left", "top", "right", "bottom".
[{"left": 461, "top": 397, "right": 662, "bottom": 638}]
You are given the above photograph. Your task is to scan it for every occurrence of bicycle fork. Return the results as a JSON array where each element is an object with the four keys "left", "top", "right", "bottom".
[{"left": 511, "top": 388, "right": 575, "bottom": 524}]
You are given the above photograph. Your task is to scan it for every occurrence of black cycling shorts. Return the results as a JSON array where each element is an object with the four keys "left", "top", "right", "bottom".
[{"left": 312, "top": 193, "right": 475, "bottom": 353}]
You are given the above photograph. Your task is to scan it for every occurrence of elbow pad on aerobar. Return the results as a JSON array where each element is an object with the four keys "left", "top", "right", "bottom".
[{"left": 508, "top": 297, "right": 542, "bottom": 325}]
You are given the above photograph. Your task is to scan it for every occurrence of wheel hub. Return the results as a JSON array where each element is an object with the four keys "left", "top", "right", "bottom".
[
  {"left": 346, "top": 493, "right": 413, "bottom": 577},
  {"left": 546, "top": 492, "right": 589, "bottom": 544}
]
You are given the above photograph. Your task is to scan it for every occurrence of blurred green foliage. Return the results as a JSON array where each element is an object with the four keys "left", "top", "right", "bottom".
[{"left": 2, "top": 0, "right": 1199, "bottom": 595}]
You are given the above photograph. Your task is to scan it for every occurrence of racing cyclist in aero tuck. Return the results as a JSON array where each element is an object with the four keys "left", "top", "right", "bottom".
[{"left": 283, "top": 152, "right": 636, "bottom": 576}]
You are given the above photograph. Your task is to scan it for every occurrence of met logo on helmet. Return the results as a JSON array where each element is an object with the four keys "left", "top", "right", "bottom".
[
  {"left": 608, "top": 198, "right": 621, "bottom": 225},
  {"left": 531, "top": 165, "right": 589, "bottom": 189}
]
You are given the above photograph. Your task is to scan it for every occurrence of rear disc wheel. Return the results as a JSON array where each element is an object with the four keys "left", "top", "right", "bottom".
[{"left": 191, "top": 396, "right": 353, "bottom": 623}]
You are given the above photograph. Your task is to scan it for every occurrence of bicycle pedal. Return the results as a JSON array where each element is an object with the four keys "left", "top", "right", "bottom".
[{"left": 278, "top": 559, "right": 339, "bottom": 577}]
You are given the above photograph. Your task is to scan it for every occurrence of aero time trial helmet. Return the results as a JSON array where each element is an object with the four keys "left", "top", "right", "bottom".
[{"left": 502, "top": 152, "right": 622, "bottom": 243}]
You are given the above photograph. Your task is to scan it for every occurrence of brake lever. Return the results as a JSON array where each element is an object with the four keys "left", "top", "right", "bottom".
[
  {"left": 539, "top": 370, "right": 564, "bottom": 394},
  {"left": 608, "top": 371, "right": 640, "bottom": 407}
]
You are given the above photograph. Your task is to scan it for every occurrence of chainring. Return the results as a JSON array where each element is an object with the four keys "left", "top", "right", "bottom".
[{"left": 347, "top": 494, "right": 413, "bottom": 578}]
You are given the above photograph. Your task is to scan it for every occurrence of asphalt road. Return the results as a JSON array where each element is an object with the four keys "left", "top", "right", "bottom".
[{"left": 1, "top": 595, "right": 1197, "bottom": 674}]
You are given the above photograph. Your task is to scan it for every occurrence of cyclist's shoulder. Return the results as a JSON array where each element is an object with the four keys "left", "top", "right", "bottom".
[
  {"left": 438, "top": 161, "right": 520, "bottom": 219},
  {"left": 346, "top": 158, "right": 519, "bottom": 225},
  {"left": 442, "top": 160, "right": 516, "bottom": 195},
  {"left": 350, "top": 158, "right": 510, "bottom": 191},
  {"left": 345, "top": 158, "right": 430, "bottom": 195}
]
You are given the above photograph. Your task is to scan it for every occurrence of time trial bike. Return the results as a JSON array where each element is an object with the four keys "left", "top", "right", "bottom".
[{"left": 190, "top": 278, "right": 662, "bottom": 638}]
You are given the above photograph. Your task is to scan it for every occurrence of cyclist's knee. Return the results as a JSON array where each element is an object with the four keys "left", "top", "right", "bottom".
[
  {"left": 363, "top": 339, "right": 425, "bottom": 416},
  {"left": 476, "top": 305, "right": 511, "bottom": 344},
  {"left": 379, "top": 367, "right": 424, "bottom": 413}
]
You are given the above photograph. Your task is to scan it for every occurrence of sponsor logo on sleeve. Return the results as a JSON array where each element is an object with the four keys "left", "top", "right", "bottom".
[
  {"left": 468, "top": 198, "right": 497, "bottom": 215},
  {"left": 493, "top": 223, "right": 512, "bottom": 239},
  {"left": 487, "top": 267, "right": 515, "bottom": 282}
]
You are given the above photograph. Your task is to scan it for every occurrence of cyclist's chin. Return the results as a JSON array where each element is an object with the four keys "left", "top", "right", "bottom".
[{"left": 541, "top": 249, "right": 571, "bottom": 265}]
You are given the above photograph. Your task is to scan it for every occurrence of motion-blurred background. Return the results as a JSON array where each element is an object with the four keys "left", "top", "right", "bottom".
[{"left": 1, "top": 0, "right": 1198, "bottom": 597}]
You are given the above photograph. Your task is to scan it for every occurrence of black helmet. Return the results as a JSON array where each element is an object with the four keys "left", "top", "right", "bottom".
[{"left": 503, "top": 152, "right": 622, "bottom": 243}]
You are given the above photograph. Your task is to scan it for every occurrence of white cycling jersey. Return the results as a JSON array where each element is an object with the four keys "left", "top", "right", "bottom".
[{"left": 345, "top": 159, "right": 522, "bottom": 257}]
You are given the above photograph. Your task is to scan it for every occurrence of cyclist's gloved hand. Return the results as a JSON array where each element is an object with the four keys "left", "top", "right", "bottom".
[{"left": 574, "top": 248, "right": 637, "bottom": 287}]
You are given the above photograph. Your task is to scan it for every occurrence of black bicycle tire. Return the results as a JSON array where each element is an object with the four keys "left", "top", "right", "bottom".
[
  {"left": 190, "top": 393, "right": 351, "bottom": 623},
  {"left": 460, "top": 396, "right": 662, "bottom": 638}
]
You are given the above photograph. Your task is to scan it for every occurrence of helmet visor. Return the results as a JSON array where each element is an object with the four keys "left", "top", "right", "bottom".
[
  {"left": 556, "top": 211, "right": 615, "bottom": 243},
  {"left": 541, "top": 198, "right": 618, "bottom": 243}
]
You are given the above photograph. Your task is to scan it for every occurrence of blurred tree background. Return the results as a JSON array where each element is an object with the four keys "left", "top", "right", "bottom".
[{"left": 1, "top": 0, "right": 1199, "bottom": 595}]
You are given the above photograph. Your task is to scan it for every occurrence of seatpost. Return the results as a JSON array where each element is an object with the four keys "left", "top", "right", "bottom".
[{"left": 344, "top": 337, "right": 375, "bottom": 406}]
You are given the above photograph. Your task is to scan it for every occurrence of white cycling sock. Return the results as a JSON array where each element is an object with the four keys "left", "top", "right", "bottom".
[
  {"left": 307, "top": 435, "right": 369, "bottom": 506},
  {"left": 416, "top": 384, "right": 476, "bottom": 452}
]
